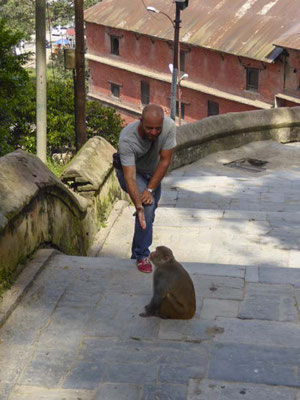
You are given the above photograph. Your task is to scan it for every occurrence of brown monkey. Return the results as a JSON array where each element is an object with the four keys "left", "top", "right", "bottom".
[{"left": 140, "top": 246, "right": 196, "bottom": 319}]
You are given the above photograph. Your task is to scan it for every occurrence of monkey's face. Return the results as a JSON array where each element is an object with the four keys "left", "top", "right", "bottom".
[
  {"left": 150, "top": 247, "right": 171, "bottom": 265},
  {"left": 149, "top": 249, "right": 157, "bottom": 262}
]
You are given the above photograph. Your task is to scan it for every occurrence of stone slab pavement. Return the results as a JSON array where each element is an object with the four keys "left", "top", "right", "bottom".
[
  {"left": 2, "top": 250, "right": 300, "bottom": 400},
  {"left": 2, "top": 140, "right": 300, "bottom": 399},
  {"left": 97, "top": 140, "right": 300, "bottom": 267}
]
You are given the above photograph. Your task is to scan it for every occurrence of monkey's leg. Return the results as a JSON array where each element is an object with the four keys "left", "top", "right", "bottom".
[{"left": 159, "top": 294, "right": 187, "bottom": 319}]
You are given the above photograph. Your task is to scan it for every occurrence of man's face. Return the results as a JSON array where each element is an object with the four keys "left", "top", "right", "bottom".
[{"left": 140, "top": 114, "right": 163, "bottom": 141}]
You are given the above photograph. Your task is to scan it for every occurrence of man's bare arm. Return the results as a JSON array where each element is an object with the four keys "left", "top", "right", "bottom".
[
  {"left": 122, "top": 165, "right": 146, "bottom": 229},
  {"left": 140, "top": 149, "right": 173, "bottom": 204}
]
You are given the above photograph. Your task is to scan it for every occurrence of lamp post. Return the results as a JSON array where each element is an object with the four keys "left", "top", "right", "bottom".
[
  {"left": 170, "top": 1, "right": 181, "bottom": 121},
  {"left": 178, "top": 72, "right": 188, "bottom": 125},
  {"left": 147, "top": 0, "right": 188, "bottom": 121}
]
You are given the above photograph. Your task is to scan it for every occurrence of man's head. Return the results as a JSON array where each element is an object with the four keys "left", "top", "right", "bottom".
[{"left": 138, "top": 104, "right": 164, "bottom": 141}]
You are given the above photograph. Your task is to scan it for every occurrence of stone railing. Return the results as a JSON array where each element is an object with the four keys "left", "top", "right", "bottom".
[
  {"left": 172, "top": 106, "right": 300, "bottom": 169},
  {"left": 1, "top": 107, "right": 300, "bottom": 284},
  {"left": 0, "top": 137, "right": 125, "bottom": 284}
]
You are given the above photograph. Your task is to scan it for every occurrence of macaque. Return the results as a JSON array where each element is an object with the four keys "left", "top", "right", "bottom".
[{"left": 140, "top": 246, "right": 196, "bottom": 319}]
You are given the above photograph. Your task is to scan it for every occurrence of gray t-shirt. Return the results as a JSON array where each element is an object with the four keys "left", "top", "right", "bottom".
[{"left": 118, "top": 116, "right": 176, "bottom": 174}]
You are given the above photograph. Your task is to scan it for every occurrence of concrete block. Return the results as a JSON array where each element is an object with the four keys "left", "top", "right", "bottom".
[
  {"left": 214, "top": 317, "right": 300, "bottom": 348},
  {"left": 84, "top": 293, "right": 160, "bottom": 339},
  {"left": 20, "top": 349, "right": 77, "bottom": 387},
  {"left": 158, "top": 319, "right": 224, "bottom": 341},
  {"left": 200, "top": 299, "right": 239, "bottom": 319},
  {"left": 239, "top": 283, "right": 298, "bottom": 322},
  {"left": 187, "top": 378, "right": 296, "bottom": 400},
  {"left": 289, "top": 251, "right": 300, "bottom": 269},
  {"left": 9, "top": 386, "right": 94, "bottom": 399},
  {"left": 296, "top": 289, "right": 300, "bottom": 312},
  {"left": 259, "top": 267, "right": 300, "bottom": 287},
  {"left": 209, "top": 342, "right": 300, "bottom": 387},
  {"left": 95, "top": 383, "right": 142, "bottom": 400},
  {"left": 245, "top": 267, "right": 259, "bottom": 282},
  {"left": 103, "top": 363, "right": 157, "bottom": 385},
  {"left": 63, "top": 360, "right": 105, "bottom": 390},
  {"left": 0, "top": 344, "right": 30, "bottom": 383},
  {"left": 158, "top": 364, "right": 206, "bottom": 384},
  {"left": 80, "top": 337, "right": 208, "bottom": 367},
  {"left": 142, "top": 384, "right": 187, "bottom": 400},
  {"left": 192, "top": 275, "right": 244, "bottom": 300},
  {"left": 0, "top": 383, "right": 12, "bottom": 400},
  {"left": 181, "top": 263, "right": 245, "bottom": 278}
]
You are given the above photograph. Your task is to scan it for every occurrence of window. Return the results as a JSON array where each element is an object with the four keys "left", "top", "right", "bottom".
[
  {"left": 111, "top": 83, "right": 120, "bottom": 98},
  {"left": 246, "top": 67, "right": 259, "bottom": 91},
  {"left": 110, "top": 36, "right": 119, "bottom": 55},
  {"left": 180, "top": 50, "right": 185, "bottom": 72},
  {"left": 141, "top": 81, "right": 150, "bottom": 105},
  {"left": 176, "top": 101, "right": 185, "bottom": 119},
  {"left": 208, "top": 100, "right": 219, "bottom": 116}
]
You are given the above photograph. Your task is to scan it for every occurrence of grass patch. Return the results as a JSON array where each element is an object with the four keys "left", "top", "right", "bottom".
[{"left": 47, "top": 158, "right": 65, "bottom": 177}]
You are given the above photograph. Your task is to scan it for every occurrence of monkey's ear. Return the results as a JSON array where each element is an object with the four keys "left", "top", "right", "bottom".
[{"left": 163, "top": 255, "right": 169, "bottom": 262}]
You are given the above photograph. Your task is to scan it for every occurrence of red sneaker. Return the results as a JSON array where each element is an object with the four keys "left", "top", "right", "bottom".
[{"left": 137, "top": 258, "right": 152, "bottom": 273}]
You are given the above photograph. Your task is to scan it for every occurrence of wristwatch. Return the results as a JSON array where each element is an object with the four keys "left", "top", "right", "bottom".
[{"left": 146, "top": 188, "right": 153, "bottom": 193}]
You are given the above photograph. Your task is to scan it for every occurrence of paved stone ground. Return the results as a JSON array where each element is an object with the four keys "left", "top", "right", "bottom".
[{"left": 2, "top": 140, "right": 300, "bottom": 400}]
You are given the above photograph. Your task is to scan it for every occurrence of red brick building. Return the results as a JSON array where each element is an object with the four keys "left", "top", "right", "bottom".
[{"left": 84, "top": 0, "right": 300, "bottom": 124}]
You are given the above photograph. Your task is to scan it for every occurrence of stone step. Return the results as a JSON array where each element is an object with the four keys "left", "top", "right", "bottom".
[{"left": 96, "top": 202, "right": 300, "bottom": 268}]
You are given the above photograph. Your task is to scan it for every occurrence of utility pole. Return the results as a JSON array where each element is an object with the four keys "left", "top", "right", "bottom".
[
  {"left": 36, "top": 0, "right": 47, "bottom": 162},
  {"left": 170, "top": 3, "right": 180, "bottom": 121},
  {"left": 170, "top": 0, "right": 188, "bottom": 121},
  {"left": 74, "top": 0, "right": 86, "bottom": 150}
]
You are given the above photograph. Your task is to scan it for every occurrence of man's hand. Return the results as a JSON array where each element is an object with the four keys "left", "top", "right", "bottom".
[
  {"left": 141, "top": 189, "right": 153, "bottom": 205},
  {"left": 136, "top": 206, "right": 146, "bottom": 230}
]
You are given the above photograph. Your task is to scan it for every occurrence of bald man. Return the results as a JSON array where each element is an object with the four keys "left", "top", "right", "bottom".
[{"left": 115, "top": 104, "right": 176, "bottom": 273}]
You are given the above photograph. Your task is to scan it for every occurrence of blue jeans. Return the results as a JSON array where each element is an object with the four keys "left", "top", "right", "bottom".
[{"left": 116, "top": 169, "right": 161, "bottom": 260}]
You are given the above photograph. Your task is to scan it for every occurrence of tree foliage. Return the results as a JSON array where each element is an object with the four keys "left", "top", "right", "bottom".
[
  {"left": 86, "top": 101, "right": 124, "bottom": 148},
  {"left": 16, "top": 72, "right": 124, "bottom": 155},
  {"left": 0, "top": 2, "right": 125, "bottom": 158},
  {"left": 0, "top": 19, "right": 32, "bottom": 156},
  {"left": 0, "top": 0, "right": 34, "bottom": 39},
  {"left": 1, "top": 0, "right": 102, "bottom": 38},
  {"left": 49, "top": 0, "right": 100, "bottom": 27}
]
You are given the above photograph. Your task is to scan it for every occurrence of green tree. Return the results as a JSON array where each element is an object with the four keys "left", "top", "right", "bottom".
[
  {"left": 48, "top": 0, "right": 101, "bottom": 28},
  {"left": 16, "top": 74, "right": 124, "bottom": 156},
  {"left": 47, "top": 77, "right": 75, "bottom": 153},
  {"left": 86, "top": 101, "right": 124, "bottom": 148},
  {"left": 0, "top": 19, "right": 32, "bottom": 156},
  {"left": 1, "top": 0, "right": 101, "bottom": 39},
  {"left": 0, "top": 0, "right": 34, "bottom": 39}
]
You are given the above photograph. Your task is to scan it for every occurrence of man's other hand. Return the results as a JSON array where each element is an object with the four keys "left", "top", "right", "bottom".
[
  {"left": 141, "top": 189, "right": 153, "bottom": 205},
  {"left": 136, "top": 206, "right": 146, "bottom": 229}
]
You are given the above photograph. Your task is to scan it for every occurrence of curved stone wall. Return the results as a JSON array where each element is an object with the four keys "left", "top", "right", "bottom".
[
  {"left": 1, "top": 107, "right": 300, "bottom": 287},
  {"left": 0, "top": 150, "right": 89, "bottom": 282},
  {"left": 172, "top": 106, "right": 300, "bottom": 169},
  {"left": 0, "top": 137, "right": 125, "bottom": 287}
]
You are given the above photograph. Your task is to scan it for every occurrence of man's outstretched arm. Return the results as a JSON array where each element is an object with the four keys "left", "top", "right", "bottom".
[
  {"left": 140, "top": 148, "right": 173, "bottom": 204},
  {"left": 122, "top": 165, "right": 146, "bottom": 229}
]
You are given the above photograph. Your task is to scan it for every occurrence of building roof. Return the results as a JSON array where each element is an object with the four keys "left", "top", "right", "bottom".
[
  {"left": 84, "top": 0, "right": 300, "bottom": 63},
  {"left": 273, "top": 20, "right": 300, "bottom": 51}
]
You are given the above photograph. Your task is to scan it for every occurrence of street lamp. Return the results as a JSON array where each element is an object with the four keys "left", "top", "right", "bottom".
[
  {"left": 169, "top": 64, "right": 188, "bottom": 125},
  {"left": 147, "top": 0, "right": 189, "bottom": 121},
  {"left": 146, "top": 6, "right": 174, "bottom": 25}
]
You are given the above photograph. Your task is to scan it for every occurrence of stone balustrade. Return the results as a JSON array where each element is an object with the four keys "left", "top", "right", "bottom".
[{"left": 1, "top": 107, "right": 300, "bottom": 286}]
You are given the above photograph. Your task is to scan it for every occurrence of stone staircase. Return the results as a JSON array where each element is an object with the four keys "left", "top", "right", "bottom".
[
  {"left": 1, "top": 140, "right": 300, "bottom": 399},
  {"left": 96, "top": 140, "right": 300, "bottom": 268}
]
